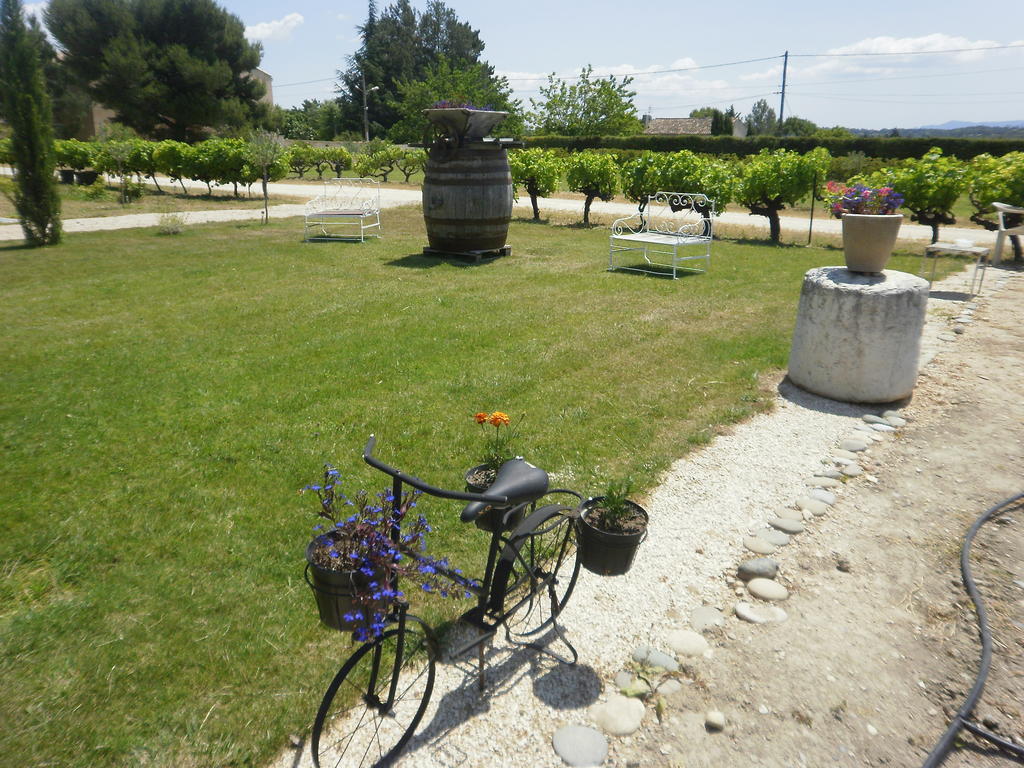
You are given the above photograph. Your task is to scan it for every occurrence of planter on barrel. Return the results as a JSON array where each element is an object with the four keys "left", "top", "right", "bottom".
[
  {"left": 422, "top": 108, "right": 519, "bottom": 258},
  {"left": 577, "top": 496, "right": 649, "bottom": 576}
]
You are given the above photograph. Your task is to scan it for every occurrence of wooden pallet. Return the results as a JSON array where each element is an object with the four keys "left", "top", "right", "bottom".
[{"left": 422, "top": 245, "right": 511, "bottom": 263}]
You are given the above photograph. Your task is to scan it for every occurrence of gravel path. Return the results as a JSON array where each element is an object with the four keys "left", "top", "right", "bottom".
[
  {"left": 0, "top": 176, "right": 998, "bottom": 245},
  {"left": 268, "top": 254, "right": 1011, "bottom": 767}
]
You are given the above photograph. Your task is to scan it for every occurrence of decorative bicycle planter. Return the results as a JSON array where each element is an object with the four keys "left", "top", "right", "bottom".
[
  {"left": 577, "top": 496, "right": 649, "bottom": 576},
  {"left": 304, "top": 542, "right": 379, "bottom": 633}
]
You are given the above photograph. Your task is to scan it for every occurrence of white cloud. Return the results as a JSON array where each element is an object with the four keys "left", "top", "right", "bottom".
[{"left": 245, "top": 13, "right": 304, "bottom": 42}]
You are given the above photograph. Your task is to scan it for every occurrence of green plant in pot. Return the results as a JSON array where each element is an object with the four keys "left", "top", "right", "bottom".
[
  {"left": 577, "top": 477, "right": 649, "bottom": 576},
  {"left": 303, "top": 464, "right": 470, "bottom": 640}
]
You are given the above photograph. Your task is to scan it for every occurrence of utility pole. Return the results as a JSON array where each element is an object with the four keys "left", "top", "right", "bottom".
[
  {"left": 778, "top": 50, "right": 789, "bottom": 133},
  {"left": 360, "top": 72, "right": 379, "bottom": 142}
]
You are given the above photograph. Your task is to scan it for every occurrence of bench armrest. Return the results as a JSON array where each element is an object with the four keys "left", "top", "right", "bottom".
[{"left": 611, "top": 212, "right": 645, "bottom": 235}]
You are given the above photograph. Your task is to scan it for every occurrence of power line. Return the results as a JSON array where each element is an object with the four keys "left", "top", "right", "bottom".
[
  {"left": 496, "top": 55, "right": 786, "bottom": 83},
  {"left": 784, "top": 64, "right": 1024, "bottom": 89},
  {"left": 276, "top": 76, "right": 337, "bottom": 88},
  {"left": 791, "top": 42, "right": 1024, "bottom": 58}
]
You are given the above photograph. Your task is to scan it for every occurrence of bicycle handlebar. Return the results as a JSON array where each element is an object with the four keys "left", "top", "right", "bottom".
[{"left": 363, "top": 435, "right": 511, "bottom": 505}]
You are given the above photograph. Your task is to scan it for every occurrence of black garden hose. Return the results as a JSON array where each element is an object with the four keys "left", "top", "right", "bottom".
[{"left": 922, "top": 491, "right": 1024, "bottom": 767}]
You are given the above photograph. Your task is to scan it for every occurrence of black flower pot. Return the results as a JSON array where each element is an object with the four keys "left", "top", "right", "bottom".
[
  {"left": 577, "top": 497, "right": 649, "bottom": 576},
  {"left": 464, "top": 463, "right": 525, "bottom": 532},
  {"left": 304, "top": 541, "right": 376, "bottom": 632}
]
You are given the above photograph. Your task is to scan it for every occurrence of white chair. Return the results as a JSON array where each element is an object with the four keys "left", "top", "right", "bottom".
[{"left": 992, "top": 202, "right": 1024, "bottom": 265}]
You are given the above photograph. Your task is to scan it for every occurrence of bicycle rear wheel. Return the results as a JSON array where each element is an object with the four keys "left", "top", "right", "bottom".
[
  {"left": 311, "top": 621, "right": 436, "bottom": 768},
  {"left": 497, "top": 504, "right": 580, "bottom": 639}
]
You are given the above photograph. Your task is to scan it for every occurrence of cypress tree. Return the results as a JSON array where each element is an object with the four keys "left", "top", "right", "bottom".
[{"left": 0, "top": 0, "right": 61, "bottom": 245}]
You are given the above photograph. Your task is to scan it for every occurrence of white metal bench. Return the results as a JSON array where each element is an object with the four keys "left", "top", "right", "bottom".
[
  {"left": 304, "top": 177, "right": 381, "bottom": 242},
  {"left": 609, "top": 191, "right": 714, "bottom": 278}
]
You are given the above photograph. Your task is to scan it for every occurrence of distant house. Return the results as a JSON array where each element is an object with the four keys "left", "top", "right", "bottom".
[{"left": 641, "top": 115, "right": 712, "bottom": 136}]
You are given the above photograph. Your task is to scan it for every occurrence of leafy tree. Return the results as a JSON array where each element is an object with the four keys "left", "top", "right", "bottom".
[
  {"left": 337, "top": 0, "right": 487, "bottom": 135},
  {"left": 127, "top": 138, "right": 161, "bottom": 192},
  {"left": 690, "top": 107, "right": 733, "bottom": 136},
  {"left": 395, "top": 148, "right": 426, "bottom": 182},
  {"left": 352, "top": 141, "right": 404, "bottom": 182},
  {"left": 204, "top": 137, "right": 250, "bottom": 195},
  {"left": 0, "top": 0, "right": 61, "bottom": 244},
  {"left": 815, "top": 126, "right": 854, "bottom": 140},
  {"left": 661, "top": 151, "right": 737, "bottom": 212},
  {"left": 328, "top": 146, "right": 353, "bottom": 177},
  {"left": 54, "top": 138, "right": 95, "bottom": 171},
  {"left": 619, "top": 150, "right": 665, "bottom": 208},
  {"left": 778, "top": 116, "right": 818, "bottom": 137},
  {"left": 94, "top": 133, "right": 137, "bottom": 203},
  {"left": 389, "top": 56, "right": 521, "bottom": 143},
  {"left": 45, "top": 0, "right": 268, "bottom": 141},
  {"left": 509, "top": 148, "right": 563, "bottom": 220},
  {"left": 565, "top": 151, "right": 619, "bottom": 226},
  {"left": 22, "top": 14, "right": 91, "bottom": 138},
  {"left": 287, "top": 142, "right": 318, "bottom": 178},
  {"left": 247, "top": 130, "right": 288, "bottom": 222},
  {"left": 746, "top": 99, "right": 777, "bottom": 136},
  {"left": 859, "top": 147, "right": 967, "bottom": 243},
  {"left": 528, "top": 65, "right": 642, "bottom": 136},
  {"left": 736, "top": 148, "right": 829, "bottom": 243},
  {"left": 152, "top": 139, "right": 192, "bottom": 194},
  {"left": 966, "top": 152, "right": 1024, "bottom": 260}
]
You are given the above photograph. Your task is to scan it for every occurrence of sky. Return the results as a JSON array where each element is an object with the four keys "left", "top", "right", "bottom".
[{"left": 31, "top": 0, "right": 1024, "bottom": 130}]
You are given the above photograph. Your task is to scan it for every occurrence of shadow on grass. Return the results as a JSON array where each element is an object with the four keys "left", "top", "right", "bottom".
[
  {"left": 387, "top": 252, "right": 507, "bottom": 269},
  {"left": 607, "top": 263, "right": 704, "bottom": 280}
]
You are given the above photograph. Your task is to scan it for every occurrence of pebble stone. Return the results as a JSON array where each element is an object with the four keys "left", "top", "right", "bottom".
[
  {"left": 777, "top": 506, "right": 804, "bottom": 520},
  {"left": 737, "top": 557, "right": 779, "bottom": 581},
  {"left": 666, "top": 629, "right": 709, "bottom": 657},
  {"left": 831, "top": 456, "right": 854, "bottom": 466},
  {"left": 631, "top": 646, "right": 679, "bottom": 673},
  {"left": 882, "top": 410, "right": 906, "bottom": 422},
  {"left": 840, "top": 438, "right": 869, "bottom": 452},
  {"left": 552, "top": 725, "right": 608, "bottom": 767},
  {"left": 954, "top": 324, "right": 967, "bottom": 334},
  {"left": 867, "top": 432, "right": 885, "bottom": 442},
  {"left": 734, "top": 601, "right": 788, "bottom": 624},
  {"left": 841, "top": 464, "right": 863, "bottom": 477},
  {"left": 797, "top": 496, "right": 829, "bottom": 516},
  {"left": 815, "top": 468, "right": 843, "bottom": 479},
  {"left": 833, "top": 448, "right": 859, "bottom": 460},
  {"left": 705, "top": 710, "right": 727, "bottom": 731},
  {"left": 747, "top": 578, "right": 790, "bottom": 602},
  {"left": 853, "top": 423, "right": 876, "bottom": 434},
  {"left": 809, "top": 488, "right": 837, "bottom": 506},
  {"left": 757, "top": 529, "right": 790, "bottom": 547},
  {"left": 870, "top": 423, "right": 895, "bottom": 432},
  {"left": 690, "top": 606, "right": 725, "bottom": 632},
  {"left": 743, "top": 535, "right": 777, "bottom": 555},
  {"left": 590, "top": 695, "right": 645, "bottom": 736},
  {"left": 883, "top": 415, "right": 906, "bottom": 427},
  {"left": 613, "top": 670, "right": 633, "bottom": 690},
  {"left": 938, "top": 333, "right": 957, "bottom": 342},
  {"left": 807, "top": 476, "right": 841, "bottom": 488},
  {"left": 862, "top": 415, "right": 887, "bottom": 425},
  {"left": 770, "top": 517, "right": 805, "bottom": 534},
  {"left": 656, "top": 678, "right": 682, "bottom": 695}
]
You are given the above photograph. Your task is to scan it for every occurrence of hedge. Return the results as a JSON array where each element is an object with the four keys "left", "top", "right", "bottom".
[{"left": 524, "top": 134, "right": 1024, "bottom": 160}]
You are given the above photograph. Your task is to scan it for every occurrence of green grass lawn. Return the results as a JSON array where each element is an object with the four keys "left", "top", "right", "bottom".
[{"left": 0, "top": 209, "right": 962, "bottom": 768}]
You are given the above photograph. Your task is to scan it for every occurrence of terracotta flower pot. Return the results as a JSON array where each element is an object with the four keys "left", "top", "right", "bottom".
[{"left": 841, "top": 214, "right": 903, "bottom": 274}]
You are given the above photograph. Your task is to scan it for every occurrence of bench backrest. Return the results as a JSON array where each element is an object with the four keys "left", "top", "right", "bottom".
[
  {"left": 318, "top": 177, "right": 381, "bottom": 213},
  {"left": 644, "top": 191, "right": 714, "bottom": 237}
]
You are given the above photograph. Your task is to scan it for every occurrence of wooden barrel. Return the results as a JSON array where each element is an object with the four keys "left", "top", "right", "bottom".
[{"left": 422, "top": 143, "right": 512, "bottom": 253}]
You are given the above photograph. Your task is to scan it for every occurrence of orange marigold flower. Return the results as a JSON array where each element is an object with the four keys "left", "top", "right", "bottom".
[
  {"left": 489, "top": 411, "right": 510, "bottom": 427},
  {"left": 474, "top": 412, "right": 488, "bottom": 424}
]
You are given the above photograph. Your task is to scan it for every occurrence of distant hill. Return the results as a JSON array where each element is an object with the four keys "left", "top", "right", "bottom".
[
  {"left": 852, "top": 122, "right": 1024, "bottom": 139},
  {"left": 917, "top": 120, "right": 1024, "bottom": 130}
]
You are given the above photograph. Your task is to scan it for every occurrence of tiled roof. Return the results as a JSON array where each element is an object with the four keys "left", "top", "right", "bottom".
[{"left": 642, "top": 118, "right": 713, "bottom": 135}]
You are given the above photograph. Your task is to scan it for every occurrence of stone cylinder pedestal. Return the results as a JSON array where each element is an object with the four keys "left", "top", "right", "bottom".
[{"left": 788, "top": 267, "right": 930, "bottom": 403}]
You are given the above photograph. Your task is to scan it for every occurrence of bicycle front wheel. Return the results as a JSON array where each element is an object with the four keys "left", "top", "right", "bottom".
[
  {"left": 311, "top": 622, "right": 436, "bottom": 768},
  {"left": 498, "top": 504, "right": 580, "bottom": 639}
]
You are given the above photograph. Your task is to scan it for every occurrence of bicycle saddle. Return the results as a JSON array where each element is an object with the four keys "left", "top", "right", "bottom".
[{"left": 460, "top": 459, "right": 549, "bottom": 523}]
